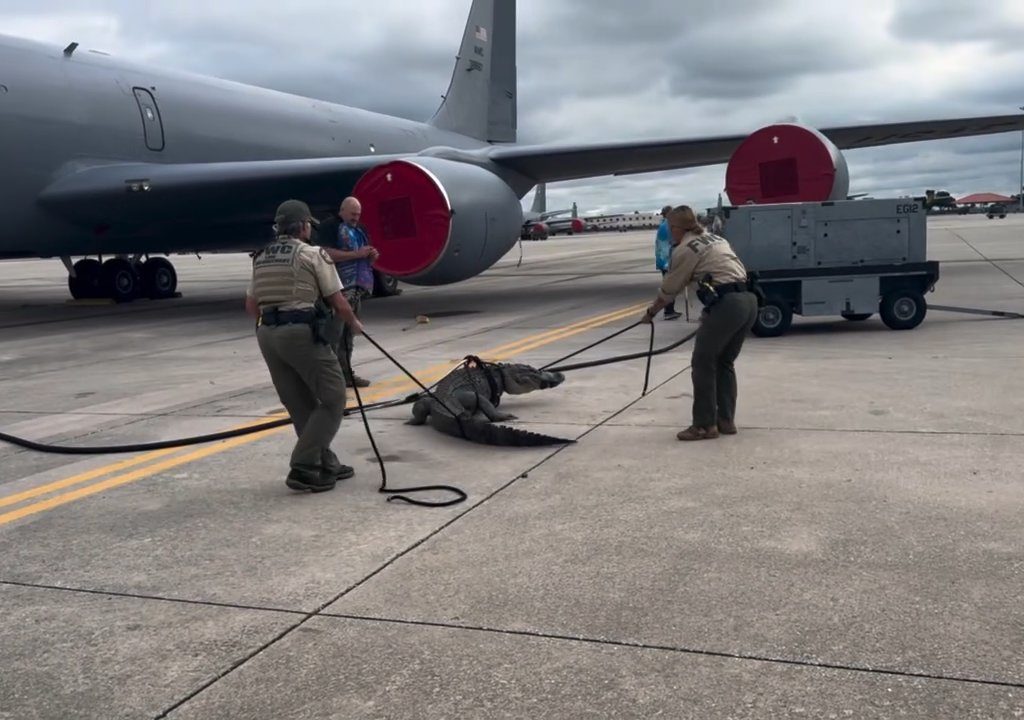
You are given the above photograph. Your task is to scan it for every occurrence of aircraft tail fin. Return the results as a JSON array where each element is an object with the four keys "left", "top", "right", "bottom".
[
  {"left": 428, "top": 0, "right": 516, "bottom": 143},
  {"left": 529, "top": 183, "right": 546, "bottom": 214}
]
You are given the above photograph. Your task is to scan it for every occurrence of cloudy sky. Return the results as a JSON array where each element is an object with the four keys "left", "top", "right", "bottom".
[{"left": 3, "top": 0, "right": 1024, "bottom": 215}]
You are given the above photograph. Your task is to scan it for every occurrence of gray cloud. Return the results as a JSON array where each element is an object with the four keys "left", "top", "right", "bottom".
[
  {"left": 1, "top": 0, "right": 1022, "bottom": 215},
  {"left": 888, "top": 0, "right": 1024, "bottom": 50}
]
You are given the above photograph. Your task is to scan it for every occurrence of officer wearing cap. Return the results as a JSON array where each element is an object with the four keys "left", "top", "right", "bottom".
[
  {"left": 642, "top": 204, "right": 759, "bottom": 441},
  {"left": 245, "top": 199, "right": 364, "bottom": 492}
]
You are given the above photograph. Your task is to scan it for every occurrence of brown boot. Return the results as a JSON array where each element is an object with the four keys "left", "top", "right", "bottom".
[
  {"left": 717, "top": 419, "right": 737, "bottom": 435},
  {"left": 676, "top": 425, "right": 719, "bottom": 441}
]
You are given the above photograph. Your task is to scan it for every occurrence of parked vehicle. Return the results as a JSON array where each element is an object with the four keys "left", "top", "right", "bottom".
[{"left": 986, "top": 203, "right": 1007, "bottom": 219}]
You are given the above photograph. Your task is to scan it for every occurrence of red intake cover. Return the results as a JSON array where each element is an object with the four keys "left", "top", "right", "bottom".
[
  {"left": 570, "top": 218, "right": 585, "bottom": 233},
  {"left": 726, "top": 124, "right": 845, "bottom": 205},
  {"left": 350, "top": 160, "right": 452, "bottom": 276}
]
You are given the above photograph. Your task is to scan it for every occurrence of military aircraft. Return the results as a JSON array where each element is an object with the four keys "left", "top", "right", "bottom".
[
  {"left": 521, "top": 188, "right": 582, "bottom": 240},
  {"left": 2, "top": 0, "right": 1023, "bottom": 303}
]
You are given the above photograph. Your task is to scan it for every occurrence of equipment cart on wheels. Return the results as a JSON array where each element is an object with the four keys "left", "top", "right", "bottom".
[{"left": 709, "top": 198, "right": 940, "bottom": 337}]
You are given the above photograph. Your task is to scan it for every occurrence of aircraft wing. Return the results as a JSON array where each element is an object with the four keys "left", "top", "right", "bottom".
[
  {"left": 488, "top": 113, "right": 1024, "bottom": 184},
  {"left": 38, "top": 154, "right": 407, "bottom": 227}
]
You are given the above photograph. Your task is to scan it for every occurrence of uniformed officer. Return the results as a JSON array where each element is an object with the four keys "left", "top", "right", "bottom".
[
  {"left": 641, "top": 205, "right": 759, "bottom": 441},
  {"left": 245, "top": 199, "right": 364, "bottom": 492}
]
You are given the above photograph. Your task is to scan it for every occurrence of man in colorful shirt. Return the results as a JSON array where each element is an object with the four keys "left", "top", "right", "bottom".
[
  {"left": 315, "top": 196, "right": 379, "bottom": 387},
  {"left": 655, "top": 205, "right": 681, "bottom": 320}
]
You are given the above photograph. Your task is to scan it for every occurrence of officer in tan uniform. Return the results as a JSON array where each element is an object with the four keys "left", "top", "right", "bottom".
[
  {"left": 245, "top": 199, "right": 364, "bottom": 492},
  {"left": 642, "top": 205, "right": 759, "bottom": 441}
]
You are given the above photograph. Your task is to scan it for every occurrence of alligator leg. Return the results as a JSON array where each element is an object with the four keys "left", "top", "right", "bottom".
[
  {"left": 451, "top": 389, "right": 485, "bottom": 418},
  {"left": 473, "top": 395, "right": 517, "bottom": 423},
  {"left": 406, "top": 397, "right": 431, "bottom": 425}
]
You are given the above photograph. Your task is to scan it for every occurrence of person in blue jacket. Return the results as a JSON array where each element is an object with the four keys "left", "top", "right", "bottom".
[{"left": 655, "top": 205, "right": 681, "bottom": 320}]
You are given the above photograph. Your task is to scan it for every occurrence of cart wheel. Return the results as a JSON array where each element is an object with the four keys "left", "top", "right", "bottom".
[
  {"left": 751, "top": 298, "right": 792, "bottom": 337},
  {"left": 841, "top": 312, "right": 872, "bottom": 321},
  {"left": 879, "top": 290, "right": 926, "bottom": 330}
]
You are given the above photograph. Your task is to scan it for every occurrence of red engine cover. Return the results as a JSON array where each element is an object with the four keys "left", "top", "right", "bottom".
[
  {"left": 725, "top": 124, "right": 848, "bottom": 205},
  {"left": 350, "top": 160, "right": 452, "bottom": 276},
  {"left": 570, "top": 218, "right": 585, "bottom": 233}
]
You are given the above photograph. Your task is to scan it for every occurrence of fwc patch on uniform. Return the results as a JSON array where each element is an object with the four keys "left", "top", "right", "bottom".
[{"left": 318, "top": 248, "right": 333, "bottom": 264}]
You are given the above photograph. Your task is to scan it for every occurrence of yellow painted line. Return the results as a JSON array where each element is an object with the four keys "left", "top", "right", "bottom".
[
  {"left": 0, "top": 301, "right": 647, "bottom": 526},
  {"left": 341, "top": 302, "right": 646, "bottom": 396},
  {"left": 0, "top": 447, "right": 183, "bottom": 510},
  {"left": 0, "top": 426, "right": 285, "bottom": 526}
]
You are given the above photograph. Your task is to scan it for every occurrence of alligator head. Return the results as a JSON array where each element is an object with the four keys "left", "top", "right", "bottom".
[{"left": 496, "top": 362, "right": 566, "bottom": 395}]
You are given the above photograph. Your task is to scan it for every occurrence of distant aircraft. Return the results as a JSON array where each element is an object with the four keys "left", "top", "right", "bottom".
[
  {"left": 519, "top": 184, "right": 579, "bottom": 239},
  {"left": 521, "top": 190, "right": 585, "bottom": 239},
  {"left": 2, "top": 0, "right": 1023, "bottom": 302}
]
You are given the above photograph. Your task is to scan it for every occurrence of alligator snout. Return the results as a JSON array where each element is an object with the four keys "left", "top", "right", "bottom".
[{"left": 540, "top": 371, "right": 565, "bottom": 388}]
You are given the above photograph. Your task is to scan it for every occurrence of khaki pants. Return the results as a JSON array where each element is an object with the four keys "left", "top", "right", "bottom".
[
  {"left": 690, "top": 291, "right": 759, "bottom": 428},
  {"left": 335, "top": 288, "right": 367, "bottom": 381},
  {"left": 256, "top": 324, "right": 347, "bottom": 471}
]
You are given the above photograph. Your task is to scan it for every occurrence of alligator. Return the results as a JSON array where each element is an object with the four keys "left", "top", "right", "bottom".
[{"left": 405, "top": 357, "right": 575, "bottom": 446}]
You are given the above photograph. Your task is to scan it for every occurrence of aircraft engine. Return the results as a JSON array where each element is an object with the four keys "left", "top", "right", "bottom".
[
  {"left": 351, "top": 157, "right": 523, "bottom": 285},
  {"left": 570, "top": 218, "right": 585, "bottom": 233},
  {"left": 725, "top": 123, "right": 850, "bottom": 205}
]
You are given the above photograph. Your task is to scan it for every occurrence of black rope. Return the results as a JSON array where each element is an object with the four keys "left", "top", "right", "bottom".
[
  {"left": 545, "top": 326, "right": 700, "bottom": 374},
  {"left": 0, "top": 320, "right": 695, "bottom": 456},
  {"left": 356, "top": 331, "right": 469, "bottom": 507},
  {"left": 541, "top": 319, "right": 646, "bottom": 371},
  {"left": 642, "top": 322, "right": 655, "bottom": 396},
  {"left": 0, "top": 315, "right": 701, "bottom": 509},
  {"left": 0, "top": 395, "right": 412, "bottom": 455}
]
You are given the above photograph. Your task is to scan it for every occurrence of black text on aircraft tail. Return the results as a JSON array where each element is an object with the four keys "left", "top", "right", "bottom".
[{"left": 429, "top": 0, "right": 516, "bottom": 143}]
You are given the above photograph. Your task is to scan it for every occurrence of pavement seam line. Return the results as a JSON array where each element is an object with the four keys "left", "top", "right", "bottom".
[
  {"left": 152, "top": 335, "right": 685, "bottom": 718},
  {"left": 598, "top": 423, "right": 1024, "bottom": 437},
  {"left": 949, "top": 229, "right": 1024, "bottom": 290},
  {"left": 0, "top": 302, "right": 647, "bottom": 525},
  {"left": 309, "top": 363, "right": 693, "bottom": 620},
  {"left": 0, "top": 579, "right": 308, "bottom": 617},
  {"left": 313, "top": 612, "right": 1024, "bottom": 691}
]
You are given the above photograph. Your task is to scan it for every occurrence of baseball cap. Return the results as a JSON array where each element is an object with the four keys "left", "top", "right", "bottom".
[{"left": 274, "top": 199, "right": 319, "bottom": 227}]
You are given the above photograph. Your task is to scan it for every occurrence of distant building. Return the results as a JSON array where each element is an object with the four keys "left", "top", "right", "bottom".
[
  {"left": 956, "top": 193, "right": 1013, "bottom": 205},
  {"left": 585, "top": 211, "right": 662, "bottom": 232}
]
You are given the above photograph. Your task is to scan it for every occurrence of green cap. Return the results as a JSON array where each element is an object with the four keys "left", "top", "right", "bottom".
[{"left": 274, "top": 199, "right": 319, "bottom": 227}]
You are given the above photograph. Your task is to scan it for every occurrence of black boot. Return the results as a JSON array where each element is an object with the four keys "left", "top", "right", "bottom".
[
  {"left": 285, "top": 465, "right": 337, "bottom": 493},
  {"left": 321, "top": 449, "right": 355, "bottom": 482}
]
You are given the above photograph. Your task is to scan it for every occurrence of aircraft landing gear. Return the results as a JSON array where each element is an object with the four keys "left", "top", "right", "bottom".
[
  {"left": 139, "top": 257, "right": 177, "bottom": 299},
  {"left": 67, "top": 258, "right": 103, "bottom": 299},
  {"left": 63, "top": 255, "right": 179, "bottom": 302}
]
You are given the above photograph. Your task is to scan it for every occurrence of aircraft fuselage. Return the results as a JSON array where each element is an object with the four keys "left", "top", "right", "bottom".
[{"left": 0, "top": 34, "right": 486, "bottom": 259}]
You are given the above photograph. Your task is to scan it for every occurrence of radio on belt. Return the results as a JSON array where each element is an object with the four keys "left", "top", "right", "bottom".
[{"left": 708, "top": 198, "right": 939, "bottom": 337}]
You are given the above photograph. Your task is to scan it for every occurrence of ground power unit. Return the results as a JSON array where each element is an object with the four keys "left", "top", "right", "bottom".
[{"left": 710, "top": 198, "right": 939, "bottom": 336}]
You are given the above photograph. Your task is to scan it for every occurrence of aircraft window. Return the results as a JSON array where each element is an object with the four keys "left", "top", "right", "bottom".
[
  {"left": 369, "top": 143, "right": 376, "bottom": 153},
  {"left": 0, "top": 84, "right": 7, "bottom": 94}
]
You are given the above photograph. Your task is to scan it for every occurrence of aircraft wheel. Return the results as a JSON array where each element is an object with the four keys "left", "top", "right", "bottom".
[
  {"left": 751, "top": 298, "right": 792, "bottom": 337},
  {"left": 142, "top": 257, "right": 177, "bottom": 299},
  {"left": 68, "top": 259, "right": 103, "bottom": 299},
  {"left": 101, "top": 258, "right": 139, "bottom": 302},
  {"left": 880, "top": 290, "right": 926, "bottom": 330},
  {"left": 372, "top": 270, "right": 400, "bottom": 297}
]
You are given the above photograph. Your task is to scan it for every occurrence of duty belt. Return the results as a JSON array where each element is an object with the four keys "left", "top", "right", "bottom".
[
  {"left": 713, "top": 281, "right": 749, "bottom": 296},
  {"left": 259, "top": 308, "right": 314, "bottom": 326}
]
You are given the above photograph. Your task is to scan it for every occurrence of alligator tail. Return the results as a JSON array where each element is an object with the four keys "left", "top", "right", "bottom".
[{"left": 428, "top": 413, "right": 575, "bottom": 446}]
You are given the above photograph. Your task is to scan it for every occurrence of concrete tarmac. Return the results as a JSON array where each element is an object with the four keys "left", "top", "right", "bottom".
[{"left": 1, "top": 215, "right": 1022, "bottom": 718}]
